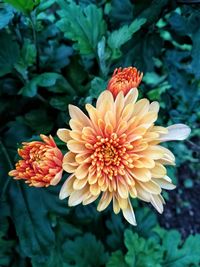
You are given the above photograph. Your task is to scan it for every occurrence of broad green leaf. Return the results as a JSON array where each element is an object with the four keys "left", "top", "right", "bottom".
[
  {"left": 24, "top": 109, "right": 54, "bottom": 134},
  {"left": 107, "top": 18, "right": 146, "bottom": 59},
  {"left": 20, "top": 73, "right": 70, "bottom": 97},
  {"left": 4, "top": 0, "right": 40, "bottom": 14},
  {"left": 7, "top": 183, "right": 55, "bottom": 263},
  {"left": 158, "top": 229, "right": 200, "bottom": 267},
  {"left": 57, "top": 0, "right": 106, "bottom": 55},
  {"left": 106, "top": 251, "right": 128, "bottom": 267},
  {"left": 0, "top": 32, "right": 20, "bottom": 77},
  {"left": 124, "top": 230, "right": 163, "bottom": 267},
  {"left": 0, "top": 218, "right": 16, "bottom": 266},
  {"left": 62, "top": 233, "right": 108, "bottom": 267},
  {"left": 0, "top": 3, "right": 14, "bottom": 29}
]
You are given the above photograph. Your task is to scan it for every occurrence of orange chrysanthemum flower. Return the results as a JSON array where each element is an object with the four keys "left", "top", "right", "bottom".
[
  {"left": 58, "top": 89, "right": 190, "bottom": 225},
  {"left": 107, "top": 67, "right": 143, "bottom": 98},
  {"left": 9, "top": 135, "right": 63, "bottom": 187}
]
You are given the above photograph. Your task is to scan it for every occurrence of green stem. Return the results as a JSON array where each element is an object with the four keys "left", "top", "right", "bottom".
[
  {"left": 0, "top": 141, "right": 14, "bottom": 197},
  {"left": 29, "top": 12, "right": 40, "bottom": 72}
]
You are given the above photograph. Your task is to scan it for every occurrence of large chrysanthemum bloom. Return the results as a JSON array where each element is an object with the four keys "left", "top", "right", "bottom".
[
  {"left": 9, "top": 135, "right": 63, "bottom": 187},
  {"left": 57, "top": 89, "right": 190, "bottom": 225},
  {"left": 107, "top": 67, "right": 143, "bottom": 98}
]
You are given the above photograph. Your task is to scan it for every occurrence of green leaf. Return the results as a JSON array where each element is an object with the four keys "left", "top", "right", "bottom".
[
  {"left": 109, "top": 17, "right": 145, "bottom": 47},
  {"left": 24, "top": 109, "right": 54, "bottom": 134},
  {"left": 62, "top": 233, "right": 108, "bottom": 267},
  {"left": 108, "top": 18, "right": 146, "bottom": 59},
  {"left": 4, "top": 0, "right": 40, "bottom": 14},
  {"left": 0, "top": 32, "right": 20, "bottom": 77},
  {"left": 20, "top": 73, "right": 70, "bottom": 97},
  {"left": 157, "top": 229, "right": 200, "bottom": 267},
  {"left": 0, "top": 217, "right": 16, "bottom": 266},
  {"left": 124, "top": 230, "right": 163, "bottom": 267},
  {"left": 88, "top": 77, "right": 107, "bottom": 99},
  {"left": 57, "top": 0, "right": 106, "bottom": 56},
  {"left": 106, "top": 251, "right": 128, "bottom": 267},
  {"left": 0, "top": 3, "right": 14, "bottom": 29},
  {"left": 7, "top": 183, "right": 55, "bottom": 263},
  {"left": 50, "top": 96, "right": 72, "bottom": 111}
]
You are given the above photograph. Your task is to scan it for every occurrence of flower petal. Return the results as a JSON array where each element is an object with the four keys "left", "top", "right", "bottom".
[
  {"left": 97, "top": 191, "right": 112, "bottom": 211},
  {"left": 122, "top": 199, "right": 137, "bottom": 226},
  {"left": 57, "top": 128, "right": 71, "bottom": 143},
  {"left": 59, "top": 174, "right": 75, "bottom": 200},
  {"left": 158, "top": 124, "right": 191, "bottom": 142}
]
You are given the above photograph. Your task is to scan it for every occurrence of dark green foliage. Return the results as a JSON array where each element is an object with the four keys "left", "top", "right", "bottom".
[
  {"left": 0, "top": 0, "right": 200, "bottom": 266},
  {"left": 107, "top": 229, "right": 200, "bottom": 267}
]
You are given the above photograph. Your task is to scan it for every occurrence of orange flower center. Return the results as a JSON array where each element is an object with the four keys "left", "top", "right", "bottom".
[{"left": 90, "top": 133, "right": 133, "bottom": 180}]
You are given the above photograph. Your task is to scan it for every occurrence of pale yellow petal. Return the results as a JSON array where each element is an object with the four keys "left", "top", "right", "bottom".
[
  {"left": 132, "top": 98, "right": 149, "bottom": 116},
  {"left": 153, "top": 176, "right": 176, "bottom": 190},
  {"left": 158, "top": 124, "right": 191, "bottom": 142},
  {"left": 75, "top": 163, "right": 89, "bottom": 179},
  {"left": 68, "top": 186, "right": 88, "bottom": 206},
  {"left": 150, "top": 194, "right": 164, "bottom": 214},
  {"left": 151, "top": 163, "right": 166, "bottom": 178},
  {"left": 90, "top": 183, "right": 101, "bottom": 196},
  {"left": 73, "top": 177, "right": 88, "bottom": 190},
  {"left": 113, "top": 195, "right": 120, "bottom": 214},
  {"left": 138, "top": 180, "right": 161, "bottom": 194},
  {"left": 67, "top": 140, "right": 86, "bottom": 153},
  {"left": 63, "top": 152, "right": 78, "bottom": 173},
  {"left": 122, "top": 198, "right": 137, "bottom": 226},
  {"left": 59, "top": 174, "right": 75, "bottom": 200},
  {"left": 69, "top": 104, "right": 91, "bottom": 126},
  {"left": 96, "top": 90, "right": 114, "bottom": 117},
  {"left": 117, "top": 178, "right": 129, "bottom": 199},
  {"left": 129, "top": 168, "right": 151, "bottom": 182},
  {"left": 124, "top": 88, "right": 138, "bottom": 105},
  {"left": 97, "top": 191, "right": 112, "bottom": 211},
  {"left": 57, "top": 128, "right": 71, "bottom": 143}
]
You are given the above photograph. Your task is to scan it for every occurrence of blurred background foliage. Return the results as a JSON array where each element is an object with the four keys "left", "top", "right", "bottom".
[{"left": 0, "top": 0, "right": 200, "bottom": 266}]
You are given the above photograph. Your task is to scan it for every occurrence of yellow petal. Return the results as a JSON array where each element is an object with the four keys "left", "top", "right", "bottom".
[
  {"left": 132, "top": 98, "right": 149, "bottom": 116},
  {"left": 149, "top": 101, "right": 159, "bottom": 113},
  {"left": 124, "top": 88, "right": 138, "bottom": 105},
  {"left": 67, "top": 140, "right": 86, "bottom": 153},
  {"left": 73, "top": 177, "right": 88, "bottom": 190},
  {"left": 113, "top": 195, "right": 120, "bottom": 214},
  {"left": 82, "top": 194, "right": 99, "bottom": 205},
  {"left": 152, "top": 176, "right": 176, "bottom": 190},
  {"left": 150, "top": 194, "right": 164, "bottom": 214},
  {"left": 68, "top": 186, "right": 88, "bottom": 206},
  {"left": 96, "top": 90, "right": 114, "bottom": 117},
  {"left": 57, "top": 128, "right": 71, "bottom": 143},
  {"left": 90, "top": 183, "right": 101, "bottom": 196},
  {"left": 69, "top": 104, "right": 91, "bottom": 126},
  {"left": 138, "top": 180, "right": 161, "bottom": 194},
  {"left": 114, "top": 91, "right": 125, "bottom": 121},
  {"left": 97, "top": 191, "right": 112, "bottom": 211},
  {"left": 151, "top": 163, "right": 166, "bottom": 178},
  {"left": 63, "top": 152, "right": 78, "bottom": 173},
  {"left": 129, "top": 168, "right": 151, "bottom": 182},
  {"left": 75, "top": 163, "right": 89, "bottom": 179},
  {"left": 117, "top": 178, "right": 129, "bottom": 199},
  {"left": 59, "top": 174, "right": 75, "bottom": 200},
  {"left": 122, "top": 198, "right": 137, "bottom": 226},
  {"left": 117, "top": 195, "right": 128, "bottom": 209}
]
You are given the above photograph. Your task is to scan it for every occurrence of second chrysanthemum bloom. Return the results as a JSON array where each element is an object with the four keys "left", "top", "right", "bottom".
[{"left": 57, "top": 68, "right": 190, "bottom": 225}]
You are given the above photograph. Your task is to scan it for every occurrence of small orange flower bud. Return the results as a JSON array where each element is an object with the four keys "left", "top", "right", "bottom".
[
  {"left": 9, "top": 135, "right": 63, "bottom": 187},
  {"left": 107, "top": 67, "right": 143, "bottom": 98}
]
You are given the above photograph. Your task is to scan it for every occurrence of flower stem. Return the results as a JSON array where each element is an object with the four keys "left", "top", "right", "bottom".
[{"left": 0, "top": 141, "right": 13, "bottom": 197}]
